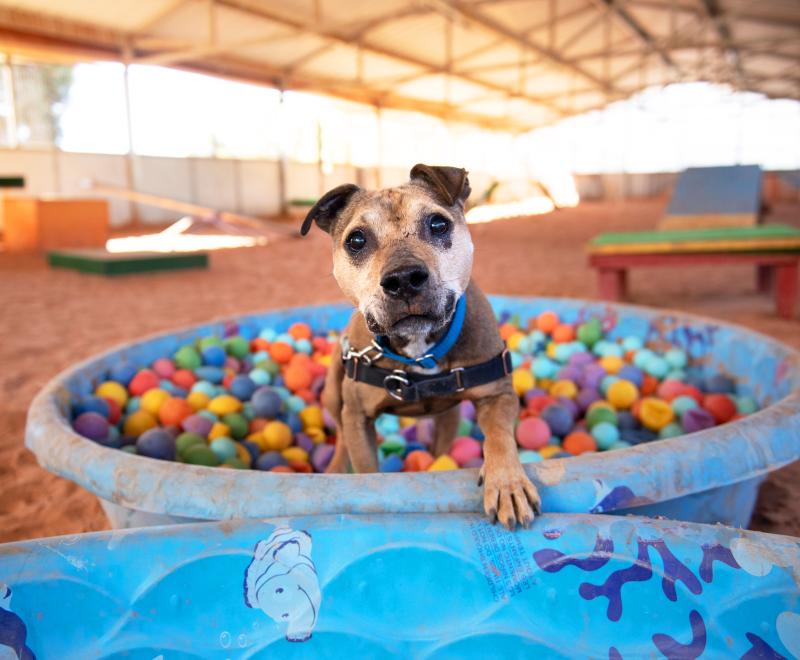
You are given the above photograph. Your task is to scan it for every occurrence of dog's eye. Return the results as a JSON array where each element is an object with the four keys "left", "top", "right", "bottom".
[
  {"left": 345, "top": 230, "right": 366, "bottom": 252},
  {"left": 428, "top": 214, "right": 450, "bottom": 236}
]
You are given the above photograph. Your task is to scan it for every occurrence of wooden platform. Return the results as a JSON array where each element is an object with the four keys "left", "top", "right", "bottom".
[
  {"left": 47, "top": 249, "right": 208, "bottom": 276},
  {"left": 588, "top": 224, "right": 800, "bottom": 318}
]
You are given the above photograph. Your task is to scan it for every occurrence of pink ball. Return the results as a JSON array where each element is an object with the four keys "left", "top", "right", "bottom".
[
  {"left": 516, "top": 417, "right": 551, "bottom": 450},
  {"left": 449, "top": 436, "right": 482, "bottom": 466},
  {"left": 152, "top": 358, "right": 176, "bottom": 379},
  {"left": 656, "top": 379, "right": 685, "bottom": 401}
]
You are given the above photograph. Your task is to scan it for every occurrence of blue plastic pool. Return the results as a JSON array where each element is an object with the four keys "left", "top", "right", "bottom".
[
  {"left": 1, "top": 513, "right": 798, "bottom": 658},
  {"left": 25, "top": 296, "right": 800, "bottom": 529}
]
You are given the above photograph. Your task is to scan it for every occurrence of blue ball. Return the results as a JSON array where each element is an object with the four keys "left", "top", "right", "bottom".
[
  {"left": 238, "top": 323, "right": 259, "bottom": 341},
  {"left": 109, "top": 362, "right": 137, "bottom": 386},
  {"left": 518, "top": 450, "right": 542, "bottom": 464},
  {"left": 532, "top": 357, "right": 558, "bottom": 379},
  {"left": 620, "top": 428, "right": 657, "bottom": 445},
  {"left": 471, "top": 424, "right": 485, "bottom": 441},
  {"left": 255, "top": 451, "right": 287, "bottom": 471},
  {"left": 376, "top": 414, "right": 401, "bottom": 436},
  {"left": 259, "top": 328, "right": 277, "bottom": 342},
  {"left": 286, "top": 413, "right": 302, "bottom": 434},
  {"left": 72, "top": 396, "right": 110, "bottom": 420},
  {"left": 622, "top": 336, "right": 643, "bottom": 352},
  {"left": 195, "top": 366, "right": 224, "bottom": 384},
  {"left": 191, "top": 380, "right": 217, "bottom": 397},
  {"left": 591, "top": 421, "right": 619, "bottom": 450},
  {"left": 202, "top": 345, "right": 227, "bottom": 367},
  {"left": 616, "top": 410, "right": 639, "bottom": 430},
  {"left": 665, "top": 348, "right": 688, "bottom": 370},
  {"left": 242, "top": 440, "right": 261, "bottom": 462},
  {"left": 229, "top": 375, "right": 257, "bottom": 401},
  {"left": 249, "top": 368, "right": 271, "bottom": 386},
  {"left": 295, "top": 338, "right": 312, "bottom": 355},
  {"left": 403, "top": 442, "right": 426, "bottom": 456},
  {"left": 251, "top": 387, "right": 282, "bottom": 418},
  {"left": 540, "top": 404, "right": 573, "bottom": 437},
  {"left": 617, "top": 364, "right": 644, "bottom": 387},
  {"left": 286, "top": 395, "right": 307, "bottom": 414},
  {"left": 380, "top": 454, "right": 404, "bottom": 472},
  {"left": 136, "top": 428, "right": 175, "bottom": 460}
]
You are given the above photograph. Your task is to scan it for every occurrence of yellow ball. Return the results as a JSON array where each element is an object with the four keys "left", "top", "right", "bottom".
[
  {"left": 282, "top": 446, "right": 309, "bottom": 463},
  {"left": 299, "top": 405, "right": 324, "bottom": 430},
  {"left": 428, "top": 455, "right": 459, "bottom": 471},
  {"left": 538, "top": 445, "right": 561, "bottom": 459},
  {"left": 140, "top": 388, "right": 170, "bottom": 416},
  {"left": 186, "top": 391, "right": 210, "bottom": 412},
  {"left": 607, "top": 379, "right": 639, "bottom": 410},
  {"left": 249, "top": 433, "right": 269, "bottom": 452},
  {"left": 546, "top": 343, "right": 558, "bottom": 359},
  {"left": 305, "top": 427, "right": 327, "bottom": 444},
  {"left": 399, "top": 417, "right": 416, "bottom": 428},
  {"left": 96, "top": 381, "right": 128, "bottom": 408},
  {"left": 512, "top": 368, "right": 535, "bottom": 396},
  {"left": 208, "top": 395, "right": 243, "bottom": 417},
  {"left": 506, "top": 331, "right": 526, "bottom": 351},
  {"left": 318, "top": 354, "right": 332, "bottom": 367},
  {"left": 639, "top": 397, "right": 675, "bottom": 431},
  {"left": 123, "top": 410, "right": 157, "bottom": 437},
  {"left": 550, "top": 379, "right": 578, "bottom": 399},
  {"left": 208, "top": 422, "right": 231, "bottom": 441},
  {"left": 262, "top": 421, "right": 292, "bottom": 451},
  {"left": 599, "top": 355, "right": 624, "bottom": 375},
  {"left": 235, "top": 442, "right": 252, "bottom": 468}
]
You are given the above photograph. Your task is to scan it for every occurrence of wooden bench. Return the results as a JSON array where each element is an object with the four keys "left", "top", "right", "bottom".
[{"left": 587, "top": 224, "right": 800, "bottom": 319}]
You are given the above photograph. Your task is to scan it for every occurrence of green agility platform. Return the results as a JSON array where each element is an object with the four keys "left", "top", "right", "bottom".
[{"left": 47, "top": 248, "right": 208, "bottom": 276}]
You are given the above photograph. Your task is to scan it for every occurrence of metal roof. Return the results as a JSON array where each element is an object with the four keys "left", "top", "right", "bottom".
[{"left": 0, "top": 0, "right": 797, "bottom": 131}]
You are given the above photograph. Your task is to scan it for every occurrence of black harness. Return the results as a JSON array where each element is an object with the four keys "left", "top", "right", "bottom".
[{"left": 342, "top": 340, "right": 511, "bottom": 403}]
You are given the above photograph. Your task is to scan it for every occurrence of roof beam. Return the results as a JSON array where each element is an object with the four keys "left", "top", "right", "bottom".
[
  {"left": 699, "top": 0, "right": 744, "bottom": 85},
  {"left": 626, "top": 0, "right": 800, "bottom": 30}
]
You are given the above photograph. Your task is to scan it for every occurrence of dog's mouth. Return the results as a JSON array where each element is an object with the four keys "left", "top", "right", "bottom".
[{"left": 367, "top": 290, "right": 457, "bottom": 338}]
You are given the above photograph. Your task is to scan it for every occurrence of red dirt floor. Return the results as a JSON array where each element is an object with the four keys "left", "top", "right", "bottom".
[{"left": 1, "top": 197, "right": 798, "bottom": 542}]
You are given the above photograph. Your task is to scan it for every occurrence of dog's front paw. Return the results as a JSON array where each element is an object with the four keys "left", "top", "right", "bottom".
[{"left": 478, "top": 461, "right": 541, "bottom": 530}]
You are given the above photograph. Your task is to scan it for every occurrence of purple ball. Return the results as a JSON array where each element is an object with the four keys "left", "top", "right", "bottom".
[
  {"left": 401, "top": 424, "right": 417, "bottom": 443},
  {"left": 295, "top": 432, "right": 314, "bottom": 453},
  {"left": 682, "top": 408, "right": 716, "bottom": 434},
  {"left": 523, "top": 388, "right": 548, "bottom": 405},
  {"left": 580, "top": 364, "right": 607, "bottom": 389},
  {"left": 460, "top": 399, "right": 476, "bottom": 421},
  {"left": 541, "top": 404, "right": 574, "bottom": 437},
  {"left": 576, "top": 387, "right": 601, "bottom": 411},
  {"left": 617, "top": 364, "right": 644, "bottom": 387},
  {"left": 322, "top": 408, "right": 337, "bottom": 430},
  {"left": 556, "top": 366, "right": 581, "bottom": 382},
  {"left": 224, "top": 356, "right": 240, "bottom": 371},
  {"left": 182, "top": 414, "right": 214, "bottom": 437},
  {"left": 568, "top": 351, "right": 594, "bottom": 367},
  {"left": 556, "top": 396, "right": 579, "bottom": 419},
  {"left": 311, "top": 444, "right": 335, "bottom": 472},
  {"left": 136, "top": 428, "right": 176, "bottom": 460},
  {"left": 251, "top": 387, "right": 282, "bottom": 418},
  {"left": 72, "top": 412, "right": 110, "bottom": 442},
  {"left": 463, "top": 457, "right": 484, "bottom": 469},
  {"left": 415, "top": 418, "right": 435, "bottom": 446},
  {"left": 311, "top": 375, "right": 326, "bottom": 396},
  {"left": 72, "top": 396, "right": 110, "bottom": 420},
  {"left": 255, "top": 451, "right": 288, "bottom": 471}
]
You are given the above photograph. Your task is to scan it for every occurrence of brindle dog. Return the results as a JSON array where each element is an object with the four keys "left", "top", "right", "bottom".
[{"left": 301, "top": 164, "right": 541, "bottom": 529}]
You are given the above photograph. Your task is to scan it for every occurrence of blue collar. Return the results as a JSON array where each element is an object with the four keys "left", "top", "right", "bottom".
[{"left": 375, "top": 293, "right": 467, "bottom": 369}]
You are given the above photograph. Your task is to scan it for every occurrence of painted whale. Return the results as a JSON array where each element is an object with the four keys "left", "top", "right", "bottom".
[
  {"left": 243, "top": 527, "right": 321, "bottom": 642},
  {"left": 0, "top": 585, "right": 34, "bottom": 660}
]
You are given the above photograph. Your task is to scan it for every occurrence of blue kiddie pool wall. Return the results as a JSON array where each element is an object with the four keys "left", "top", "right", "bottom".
[
  {"left": 1, "top": 513, "right": 799, "bottom": 658},
  {"left": 25, "top": 296, "right": 800, "bottom": 528}
]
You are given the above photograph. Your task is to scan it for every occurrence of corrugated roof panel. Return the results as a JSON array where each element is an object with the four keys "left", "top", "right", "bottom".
[
  {"left": 238, "top": 33, "right": 331, "bottom": 68},
  {"left": 368, "top": 13, "right": 448, "bottom": 68},
  {"left": 296, "top": 42, "right": 360, "bottom": 80},
  {"left": 0, "top": 0, "right": 179, "bottom": 30}
]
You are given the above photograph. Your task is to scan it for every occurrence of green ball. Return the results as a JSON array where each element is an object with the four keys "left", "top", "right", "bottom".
[
  {"left": 457, "top": 419, "right": 473, "bottom": 437},
  {"left": 586, "top": 406, "right": 618, "bottom": 429},
  {"left": 379, "top": 433, "right": 406, "bottom": 457},
  {"left": 198, "top": 336, "right": 223, "bottom": 351},
  {"left": 121, "top": 445, "right": 137, "bottom": 454},
  {"left": 576, "top": 318, "right": 602, "bottom": 347},
  {"left": 224, "top": 336, "right": 250, "bottom": 358},
  {"left": 183, "top": 444, "right": 221, "bottom": 466},
  {"left": 256, "top": 358, "right": 281, "bottom": 376},
  {"left": 224, "top": 456, "right": 248, "bottom": 469},
  {"left": 210, "top": 436, "right": 239, "bottom": 461},
  {"left": 222, "top": 412, "right": 248, "bottom": 439},
  {"left": 176, "top": 432, "right": 205, "bottom": 456},
  {"left": 658, "top": 422, "right": 684, "bottom": 439},
  {"left": 174, "top": 345, "right": 201, "bottom": 370}
]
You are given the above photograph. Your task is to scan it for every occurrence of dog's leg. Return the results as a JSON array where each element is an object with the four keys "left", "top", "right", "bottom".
[
  {"left": 474, "top": 392, "right": 541, "bottom": 530},
  {"left": 322, "top": 342, "right": 349, "bottom": 473},
  {"left": 341, "top": 404, "right": 379, "bottom": 472},
  {"left": 430, "top": 405, "right": 460, "bottom": 457},
  {"left": 325, "top": 429, "right": 350, "bottom": 473}
]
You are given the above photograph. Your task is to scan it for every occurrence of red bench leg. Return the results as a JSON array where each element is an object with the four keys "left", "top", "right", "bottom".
[
  {"left": 775, "top": 262, "right": 798, "bottom": 319},
  {"left": 597, "top": 268, "right": 627, "bottom": 301},
  {"left": 756, "top": 264, "right": 774, "bottom": 294}
]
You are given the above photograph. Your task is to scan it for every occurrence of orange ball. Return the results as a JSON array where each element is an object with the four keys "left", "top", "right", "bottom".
[
  {"left": 703, "top": 394, "right": 737, "bottom": 424},
  {"left": 536, "top": 311, "right": 559, "bottom": 333},
  {"left": 404, "top": 450, "right": 434, "bottom": 472},
  {"left": 271, "top": 465, "right": 294, "bottom": 473},
  {"left": 288, "top": 459, "right": 313, "bottom": 473},
  {"left": 288, "top": 322, "right": 312, "bottom": 340},
  {"left": 563, "top": 431, "right": 597, "bottom": 455},
  {"left": 250, "top": 337, "right": 270, "bottom": 352},
  {"left": 171, "top": 369, "right": 196, "bottom": 390},
  {"left": 552, "top": 323, "right": 575, "bottom": 343},
  {"left": 284, "top": 366, "right": 313, "bottom": 392},
  {"left": 640, "top": 374, "right": 659, "bottom": 396},
  {"left": 249, "top": 418, "right": 268, "bottom": 434},
  {"left": 269, "top": 341, "right": 294, "bottom": 364},
  {"left": 158, "top": 397, "right": 194, "bottom": 427},
  {"left": 499, "top": 323, "right": 518, "bottom": 341}
]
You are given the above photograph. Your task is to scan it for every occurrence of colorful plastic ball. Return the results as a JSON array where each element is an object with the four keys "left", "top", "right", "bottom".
[
  {"left": 158, "top": 397, "right": 194, "bottom": 427},
  {"left": 404, "top": 450, "right": 434, "bottom": 472},
  {"left": 201, "top": 344, "right": 226, "bottom": 367},
  {"left": 591, "top": 421, "right": 620, "bottom": 450},
  {"left": 535, "top": 311, "right": 559, "bottom": 334},
  {"left": 140, "top": 388, "right": 170, "bottom": 416},
  {"left": 222, "top": 412, "right": 248, "bottom": 439},
  {"left": 222, "top": 336, "right": 249, "bottom": 359},
  {"left": 576, "top": 388, "right": 601, "bottom": 411},
  {"left": 518, "top": 450, "right": 543, "bottom": 464},
  {"left": 563, "top": 431, "right": 597, "bottom": 455},
  {"left": 606, "top": 440, "right": 632, "bottom": 451},
  {"left": 73, "top": 412, "right": 109, "bottom": 442},
  {"left": 671, "top": 395, "right": 699, "bottom": 417},
  {"left": 516, "top": 417, "right": 551, "bottom": 450},
  {"left": 228, "top": 375, "right": 256, "bottom": 401},
  {"left": 208, "top": 395, "right": 242, "bottom": 417},
  {"left": 176, "top": 432, "right": 205, "bottom": 456},
  {"left": 658, "top": 423, "right": 684, "bottom": 439},
  {"left": 210, "top": 437, "right": 239, "bottom": 461},
  {"left": 251, "top": 387, "right": 282, "bottom": 419},
  {"left": 109, "top": 362, "right": 137, "bottom": 386},
  {"left": 639, "top": 397, "right": 675, "bottom": 431},
  {"left": 429, "top": 455, "right": 459, "bottom": 471},
  {"left": 656, "top": 379, "right": 685, "bottom": 401},
  {"left": 449, "top": 437, "right": 482, "bottom": 466},
  {"left": 540, "top": 404, "right": 574, "bottom": 437},
  {"left": 255, "top": 451, "right": 288, "bottom": 471},
  {"left": 183, "top": 444, "right": 221, "bottom": 466},
  {"left": 512, "top": 368, "right": 535, "bottom": 396},
  {"left": 550, "top": 379, "right": 578, "bottom": 399},
  {"left": 128, "top": 369, "right": 160, "bottom": 396},
  {"left": 95, "top": 381, "right": 128, "bottom": 408},
  {"left": 735, "top": 396, "right": 759, "bottom": 415},
  {"left": 664, "top": 348, "right": 688, "bottom": 370},
  {"left": 682, "top": 407, "right": 716, "bottom": 434},
  {"left": 616, "top": 411, "right": 638, "bottom": 430},
  {"left": 620, "top": 428, "right": 657, "bottom": 445},
  {"left": 208, "top": 422, "right": 231, "bottom": 441},
  {"left": 171, "top": 345, "right": 199, "bottom": 370},
  {"left": 73, "top": 395, "right": 111, "bottom": 419},
  {"left": 538, "top": 445, "right": 562, "bottom": 459},
  {"left": 607, "top": 379, "right": 639, "bottom": 410},
  {"left": 123, "top": 410, "right": 157, "bottom": 437},
  {"left": 575, "top": 320, "right": 600, "bottom": 348},
  {"left": 136, "top": 428, "right": 176, "bottom": 461},
  {"left": 586, "top": 404, "right": 618, "bottom": 428},
  {"left": 703, "top": 394, "right": 737, "bottom": 424},
  {"left": 616, "top": 364, "right": 644, "bottom": 388},
  {"left": 380, "top": 454, "right": 404, "bottom": 473},
  {"left": 532, "top": 357, "right": 558, "bottom": 379},
  {"left": 644, "top": 356, "right": 669, "bottom": 379},
  {"left": 262, "top": 420, "right": 292, "bottom": 451}
]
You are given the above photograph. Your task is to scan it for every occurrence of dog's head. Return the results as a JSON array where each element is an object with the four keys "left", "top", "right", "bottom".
[{"left": 302, "top": 164, "right": 473, "bottom": 344}]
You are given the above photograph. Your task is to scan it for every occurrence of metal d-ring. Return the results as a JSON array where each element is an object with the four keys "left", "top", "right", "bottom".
[{"left": 383, "top": 370, "right": 411, "bottom": 401}]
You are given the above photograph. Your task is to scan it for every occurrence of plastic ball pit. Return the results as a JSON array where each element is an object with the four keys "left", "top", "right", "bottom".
[
  {"left": 25, "top": 296, "right": 800, "bottom": 529},
  {"left": 1, "top": 513, "right": 799, "bottom": 657}
]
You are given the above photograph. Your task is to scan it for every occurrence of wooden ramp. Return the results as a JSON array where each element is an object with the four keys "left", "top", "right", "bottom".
[{"left": 659, "top": 165, "right": 763, "bottom": 230}]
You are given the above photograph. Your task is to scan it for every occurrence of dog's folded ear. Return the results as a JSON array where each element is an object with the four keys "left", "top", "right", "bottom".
[
  {"left": 301, "top": 184, "right": 360, "bottom": 236},
  {"left": 410, "top": 164, "right": 471, "bottom": 207}
]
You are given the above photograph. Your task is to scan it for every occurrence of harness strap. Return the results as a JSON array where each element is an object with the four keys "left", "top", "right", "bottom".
[{"left": 344, "top": 349, "right": 511, "bottom": 403}]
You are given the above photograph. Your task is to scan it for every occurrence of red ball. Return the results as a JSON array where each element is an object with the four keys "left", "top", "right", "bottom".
[
  {"left": 703, "top": 394, "right": 737, "bottom": 424},
  {"left": 128, "top": 369, "right": 160, "bottom": 396},
  {"left": 656, "top": 379, "right": 685, "bottom": 401},
  {"left": 103, "top": 397, "right": 122, "bottom": 425},
  {"left": 526, "top": 395, "right": 555, "bottom": 415},
  {"left": 171, "top": 369, "right": 197, "bottom": 390},
  {"left": 516, "top": 417, "right": 551, "bottom": 450}
]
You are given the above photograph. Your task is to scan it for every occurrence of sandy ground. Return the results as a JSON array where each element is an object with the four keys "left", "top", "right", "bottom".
[{"left": 1, "top": 197, "right": 799, "bottom": 543}]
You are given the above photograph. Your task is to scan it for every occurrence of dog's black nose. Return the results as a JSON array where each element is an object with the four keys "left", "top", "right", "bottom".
[{"left": 381, "top": 265, "right": 429, "bottom": 300}]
